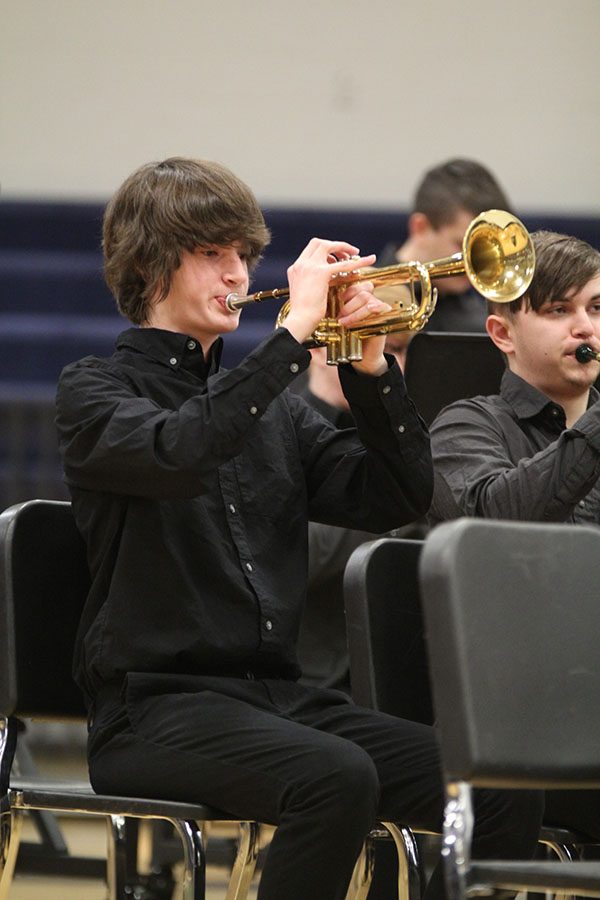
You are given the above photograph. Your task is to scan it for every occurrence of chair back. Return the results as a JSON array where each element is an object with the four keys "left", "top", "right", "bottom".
[
  {"left": 419, "top": 517, "right": 600, "bottom": 788},
  {"left": 344, "top": 538, "right": 433, "bottom": 725},
  {"left": 0, "top": 499, "right": 89, "bottom": 719}
]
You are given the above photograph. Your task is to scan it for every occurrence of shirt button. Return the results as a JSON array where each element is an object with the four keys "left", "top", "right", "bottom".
[
  {"left": 290, "top": 362, "right": 299, "bottom": 374},
  {"left": 579, "top": 500, "right": 586, "bottom": 507},
  {"left": 246, "top": 562, "right": 253, "bottom": 572},
  {"left": 382, "top": 385, "right": 391, "bottom": 395},
  {"left": 249, "top": 405, "right": 258, "bottom": 415},
  {"left": 265, "top": 619, "right": 273, "bottom": 631},
  {"left": 398, "top": 424, "right": 406, "bottom": 433},
  {"left": 229, "top": 504, "right": 236, "bottom": 514},
  {"left": 169, "top": 357, "right": 177, "bottom": 366},
  {"left": 187, "top": 340, "right": 197, "bottom": 350}
]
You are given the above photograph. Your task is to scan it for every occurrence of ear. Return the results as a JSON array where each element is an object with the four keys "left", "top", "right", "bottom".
[
  {"left": 408, "top": 212, "right": 432, "bottom": 237},
  {"left": 486, "top": 313, "right": 515, "bottom": 356}
]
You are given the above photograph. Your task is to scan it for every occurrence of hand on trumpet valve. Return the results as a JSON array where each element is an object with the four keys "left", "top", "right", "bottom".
[
  {"left": 338, "top": 281, "right": 392, "bottom": 376},
  {"left": 284, "top": 238, "right": 376, "bottom": 345},
  {"left": 337, "top": 280, "right": 391, "bottom": 328}
]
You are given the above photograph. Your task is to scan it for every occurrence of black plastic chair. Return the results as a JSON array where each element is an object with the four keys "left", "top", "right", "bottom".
[
  {"left": 344, "top": 535, "right": 599, "bottom": 900},
  {"left": 343, "top": 538, "right": 434, "bottom": 900},
  {"left": 345, "top": 538, "right": 432, "bottom": 727},
  {"left": 0, "top": 499, "right": 261, "bottom": 900},
  {"left": 419, "top": 518, "right": 600, "bottom": 899}
]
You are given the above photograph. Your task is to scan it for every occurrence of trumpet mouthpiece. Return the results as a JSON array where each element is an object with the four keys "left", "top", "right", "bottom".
[
  {"left": 575, "top": 344, "right": 600, "bottom": 364},
  {"left": 225, "top": 293, "right": 241, "bottom": 311}
]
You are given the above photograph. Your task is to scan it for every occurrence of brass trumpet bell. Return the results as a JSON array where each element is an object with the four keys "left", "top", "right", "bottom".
[{"left": 226, "top": 209, "right": 535, "bottom": 365}]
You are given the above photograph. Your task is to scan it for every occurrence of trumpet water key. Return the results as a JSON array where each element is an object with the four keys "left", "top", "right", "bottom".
[{"left": 226, "top": 209, "right": 536, "bottom": 365}]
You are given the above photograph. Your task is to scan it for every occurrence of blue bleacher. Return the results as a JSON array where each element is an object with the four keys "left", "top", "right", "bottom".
[
  {"left": 0, "top": 199, "right": 599, "bottom": 508},
  {"left": 0, "top": 201, "right": 411, "bottom": 379},
  {"left": 2, "top": 199, "right": 599, "bottom": 383}
]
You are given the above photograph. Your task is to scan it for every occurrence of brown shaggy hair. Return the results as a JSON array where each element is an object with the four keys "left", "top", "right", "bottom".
[{"left": 103, "top": 157, "right": 271, "bottom": 324}]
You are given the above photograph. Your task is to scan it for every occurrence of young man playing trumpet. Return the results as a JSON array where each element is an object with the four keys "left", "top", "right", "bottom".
[
  {"left": 56, "top": 156, "right": 543, "bottom": 900},
  {"left": 429, "top": 229, "right": 600, "bottom": 842}
]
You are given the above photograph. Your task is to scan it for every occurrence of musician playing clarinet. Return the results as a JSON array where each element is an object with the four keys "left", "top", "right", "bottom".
[
  {"left": 429, "top": 229, "right": 600, "bottom": 843},
  {"left": 56, "top": 156, "right": 543, "bottom": 900}
]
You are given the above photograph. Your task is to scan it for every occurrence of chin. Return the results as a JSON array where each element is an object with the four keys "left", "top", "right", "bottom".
[
  {"left": 221, "top": 315, "right": 241, "bottom": 333},
  {"left": 565, "top": 372, "right": 598, "bottom": 392}
]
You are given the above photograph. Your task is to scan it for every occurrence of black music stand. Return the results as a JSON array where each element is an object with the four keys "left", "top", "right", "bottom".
[{"left": 403, "top": 332, "right": 504, "bottom": 425}]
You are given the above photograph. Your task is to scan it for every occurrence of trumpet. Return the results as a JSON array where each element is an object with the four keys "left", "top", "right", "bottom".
[{"left": 226, "top": 209, "right": 535, "bottom": 365}]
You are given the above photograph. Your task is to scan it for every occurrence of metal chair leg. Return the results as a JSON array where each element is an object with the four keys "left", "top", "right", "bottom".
[
  {"left": 171, "top": 819, "right": 206, "bottom": 900},
  {"left": 0, "top": 807, "right": 23, "bottom": 900},
  {"left": 345, "top": 828, "right": 378, "bottom": 900},
  {"left": 382, "top": 821, "right": 421, "bottom": 900},
  {"left": 538, "top": 832, "right": 583, "bottom": 900},
  {"left": 0, "top": 717, "right": 19, "bottom": 900},
  {"left": 225, "top": 821, "right": 261, "bottom": 900},
  {"left": 442, "top": 781, "right": 473, "bottom": 900},
  {"left": 106, "top": 814, "right": 127, "bottom": 900}
]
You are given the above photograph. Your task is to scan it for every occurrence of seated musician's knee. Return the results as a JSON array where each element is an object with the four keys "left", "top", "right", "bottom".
[
  {"left": 473, "top": 788, "right": 545, "bottom": 859},
  {"left": 287, "top": 741, "right": 380, "bottom": 830}
]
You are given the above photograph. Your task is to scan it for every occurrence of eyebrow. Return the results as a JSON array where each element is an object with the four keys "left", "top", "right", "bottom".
[{"left": 544, "top": 293, "right": 600, "bottom": 305}]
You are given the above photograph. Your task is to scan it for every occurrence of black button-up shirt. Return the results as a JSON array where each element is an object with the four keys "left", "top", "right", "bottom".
[
  {"left": 429, "top": 368, "right": 600, "bottom": 525},
  {"left": 56, "top": 326, "right": 432, "bottom": 699}
]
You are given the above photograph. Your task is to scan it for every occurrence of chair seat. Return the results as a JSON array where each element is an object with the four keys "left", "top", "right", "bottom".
[
  {"left": 9, "top": 776, "right": 236, "bottom": 821},
  {"left": 469, "top": 860, "right": 600, "bottom": 894}
]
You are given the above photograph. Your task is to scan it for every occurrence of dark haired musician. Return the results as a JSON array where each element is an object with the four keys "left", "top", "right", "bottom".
[
  {"left": 378, "top": 157, "right": 512, "bottom": 332},
  {"left": 56, "top": 156, "right": 543, "bottom": 900},
  {"left": 429, "top": 229, "right": 600, "bottom": 842}
]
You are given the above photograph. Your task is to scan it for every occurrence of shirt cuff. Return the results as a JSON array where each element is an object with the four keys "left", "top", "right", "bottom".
[
  {"left": 242, "top": 327, "right": 311, "bottom": 385},
  {"left": 337, "top": 356, "right": 408, "bottom": 408}
]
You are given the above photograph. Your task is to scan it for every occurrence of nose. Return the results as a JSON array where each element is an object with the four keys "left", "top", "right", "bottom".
[
  {"left": 223, "top": 251, "right": 248, "bottom": 286},
  {"left": 572, "top": 308, "right": 595, "bottom": 337}
]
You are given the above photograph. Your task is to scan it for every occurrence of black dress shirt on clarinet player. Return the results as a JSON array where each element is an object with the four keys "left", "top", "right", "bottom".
[
  {"left": 55, "top": 325, "right": 432, "bottom": 703},
  {"left": 428, "top": 368, "right": 600, "bottom": 526}
]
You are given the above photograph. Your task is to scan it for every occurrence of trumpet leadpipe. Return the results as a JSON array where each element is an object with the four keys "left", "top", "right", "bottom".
[
  {"left": 225, "top": 263, "right": 416, "bottom": 312},
  {"left": 225, "top": 287, "right": 290, "bottom": 311}
]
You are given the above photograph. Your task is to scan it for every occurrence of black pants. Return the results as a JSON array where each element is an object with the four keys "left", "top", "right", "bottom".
[
  {"left": 544, "top": 790, "right": 600, "bottom": 841},
  {"left": 88, "top": 674, "right": 543, "bottom": 900}
]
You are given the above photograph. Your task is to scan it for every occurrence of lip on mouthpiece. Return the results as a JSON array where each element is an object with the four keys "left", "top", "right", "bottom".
[{"left": 225, "top": 293, "right": 240, "bottom": 311}]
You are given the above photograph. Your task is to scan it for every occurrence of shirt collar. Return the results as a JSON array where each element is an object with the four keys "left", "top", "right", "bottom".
[
  {"left": 500, "top": 367, "right": 600, "bottom": 421},
  {"left": 116, "top": 327, "right": 223, "bottom": 378}
]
